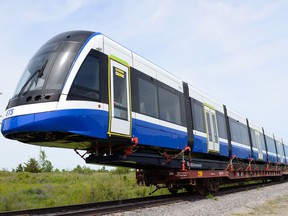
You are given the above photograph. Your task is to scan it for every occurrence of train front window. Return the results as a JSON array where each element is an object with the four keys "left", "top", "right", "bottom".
[
  {"left": 14, "top": 43, "right": 59, "bottom": 96},
  {"left": 13, "top": 42, "right": 82, "bottom": 97}
]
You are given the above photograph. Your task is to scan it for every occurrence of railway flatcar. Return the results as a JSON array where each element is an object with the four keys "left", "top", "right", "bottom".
[{"left": 1, "top": 31, "right": 287, "bottom": 173}]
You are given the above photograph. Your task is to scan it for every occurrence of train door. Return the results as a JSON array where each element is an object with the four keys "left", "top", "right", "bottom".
[
  {"left": 255, "top": 131, "right": 263, "bottom": 160},
  {"left": 108, "top": 56, "right": 131, "bottom": 138},
  {"left": 204, "top": 106, "right": 220, "bottom": 153}
]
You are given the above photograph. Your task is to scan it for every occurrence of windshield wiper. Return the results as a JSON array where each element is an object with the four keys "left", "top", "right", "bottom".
[{"left": 19, "top": 60, "right": 48, "bottom": 96}]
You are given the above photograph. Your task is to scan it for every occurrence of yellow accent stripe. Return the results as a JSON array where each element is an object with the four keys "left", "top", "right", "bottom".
[
  {"left": 203, "top": 103, "right": 215, "bottom": 110},
  {"left": 107, "top": 131, "right": 131, "bottom": 138},
  {"left": 107, "top": 56, "right": 112, "bottom": 136},
  {"left": 109, "top": 54, "right": 129, "bottom": 66}
]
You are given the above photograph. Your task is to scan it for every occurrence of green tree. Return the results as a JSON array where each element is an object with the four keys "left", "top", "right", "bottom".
[
  {"left": 42, "top": 160, "right": 53, "bottom": 172},
  {"left": 39, "top": 150, "right": 54, "bottom": 172},
  {"left": 24, "top": 158, "right": 41, "bottom": 173},
  {"left": 15, "top": 163, "right": 24, "bottom": 172},
  {"left": 54, "top": 168, "right": 60, "bottom": 173},
  {"left": 72, "top": 165, "right": 83, "bottom": 173}
]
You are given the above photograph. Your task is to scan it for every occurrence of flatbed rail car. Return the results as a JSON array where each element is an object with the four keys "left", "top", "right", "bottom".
[
  {"left": 135, "top": 162, "right": 288, "bottom": 195},
  {"left": 2, "top": 30, "right": 288, "bottom": 183},
  {"left": 86, "top": 146, "right": 288, "bottom": 194}
]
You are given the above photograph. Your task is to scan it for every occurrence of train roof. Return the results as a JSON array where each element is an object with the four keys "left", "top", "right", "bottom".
[{"left": 44, "top": 31, "right": 98, "bottom": 45}]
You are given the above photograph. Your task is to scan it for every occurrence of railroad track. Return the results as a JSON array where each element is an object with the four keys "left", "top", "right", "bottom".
[
  {"left": 0, "top": 193, "right": 190, "bottom": 216},
  {"left": 0, "top": 180, "right": 283, "bottom": 216}
]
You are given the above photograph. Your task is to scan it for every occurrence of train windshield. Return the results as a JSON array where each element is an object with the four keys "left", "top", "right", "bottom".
[{"left": 13, "top": 41, "right": 82, "bottom": 97}]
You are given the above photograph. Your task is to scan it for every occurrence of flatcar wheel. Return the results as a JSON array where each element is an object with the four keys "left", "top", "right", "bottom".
[
  {"left": 168, "top": 184, "right": 179, "bottom": 194},
  {"left": 196, "top": 179, "right": 206, "bottom": 195},
  {"left": 168, "top": 188, "right": 179, "bottom": 194}
]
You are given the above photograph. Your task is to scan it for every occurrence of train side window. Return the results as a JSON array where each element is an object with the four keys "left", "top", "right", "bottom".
[
  {"left": 229, "top": 118, "right": 249, "bottom": 145},
  {"left": 266, "top": 136, "right": 276, "bottom": 154},
  {"left": 282, "top": 143, "right": 286, "bottom": 158},
  {"left": 277, "top": 141, "right": 284, "bottom": 158},
  {"left": 260, "top": 133, "right": 266, "bottom": 151},
  {"left": 230, "top": 118, "right": 241, "bottom": 143},
  {"left": 191, "top": 99, "right": 206, "bottom": 133},
  {"left": 67, "top": 54, "right": 100, "bottom": 101},
  {"left": 216, "top": 111, "right": 227, "bottom": 139},
  {"left": 284, "top": 144, "right": 288, "bottom": 157},
  {"left": 138, "top": 78, "right": 159, "bottom": 118},
  {"left": 158, "top": 87, "right": 181, "bottom": 125},
  {"left": 240, "top": 124, "right": 249, "bottom": 146}
]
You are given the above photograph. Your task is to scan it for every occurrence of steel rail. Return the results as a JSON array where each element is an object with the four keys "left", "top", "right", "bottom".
[{"left": 0, "top": 193, "right": 190, "bottom": 216}]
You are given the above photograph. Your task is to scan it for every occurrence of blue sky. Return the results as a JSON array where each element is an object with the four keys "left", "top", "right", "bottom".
[{"left": 0, "top": 0, "right": 288, "bottom": 170}]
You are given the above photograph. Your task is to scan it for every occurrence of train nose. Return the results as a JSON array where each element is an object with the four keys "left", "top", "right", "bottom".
[{"left": 1, "top": 114, "right": 36, "bottom": 137}]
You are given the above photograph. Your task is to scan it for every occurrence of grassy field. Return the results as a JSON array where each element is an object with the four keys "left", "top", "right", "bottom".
[{"left": 0, "top": 170, "right": 169, "bottom": 212}]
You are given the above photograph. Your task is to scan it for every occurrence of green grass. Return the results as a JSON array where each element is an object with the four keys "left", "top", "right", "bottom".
[
  {"left": 0, "top": 171, "right": 168, "bottom": 212},
  {"left": 206, "top": 193, "right": 219, "bottom": 201}
]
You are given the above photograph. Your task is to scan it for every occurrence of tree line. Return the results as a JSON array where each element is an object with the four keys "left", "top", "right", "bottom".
[{"left": 13, "top": 150, "right": 131, "bottom": 174}]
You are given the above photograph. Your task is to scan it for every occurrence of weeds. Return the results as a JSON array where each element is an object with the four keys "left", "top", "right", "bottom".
[
  {"left": 206, "top": 193, "right": 219, "bottom": 201},
  {"left": 0, "top": 171, "right": 165, "bottom": 212}
]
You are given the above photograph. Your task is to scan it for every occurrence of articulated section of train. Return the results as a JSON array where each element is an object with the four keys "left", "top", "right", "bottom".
[{"left": 1, "top": 31, "right": 288, "bottom": 177}]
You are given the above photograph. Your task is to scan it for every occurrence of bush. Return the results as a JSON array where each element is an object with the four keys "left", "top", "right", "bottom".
[{"left": 111, "top": 167, "right": 131, "bottom": 175}]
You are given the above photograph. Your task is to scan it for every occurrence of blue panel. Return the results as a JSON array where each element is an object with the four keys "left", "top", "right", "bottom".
[
  {"left": 231, "top": 145, "right": 251, "bottom": 160},
  {"left": 252, "top": 149, "right": 259, "bottom": 161},
  {"left": 192, "top": 134, "right": 207, "bottom": 153},
  {"left": 1, "top": 114, "right": 36, "bottom": 134},
  {"left": 267, "top": 153, "right": 277, "bottom": 163},
  {"left": 2, "top": 109, "right": 109, "bottom": 139},
  {"left": 262, "top": 153, "right": 267, "bottom": 162},
  {"left": 220, "top": 141, "right": 229, "bottom": 157},
  {"left": 132, "top": 119, "right": 187, "bottom": 150}
]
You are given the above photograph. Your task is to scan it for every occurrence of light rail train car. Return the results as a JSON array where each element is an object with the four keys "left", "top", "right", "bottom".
[{"left": 1, "top": 31, "right": 287, "bottom": 171}]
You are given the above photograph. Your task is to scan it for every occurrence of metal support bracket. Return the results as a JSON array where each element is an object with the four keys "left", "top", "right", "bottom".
[
  {"left": 162, "top": 146, "right": 191, "bottom": 168},
  {"left": 123, "top": 137, "right": 139, "bottom": 158},
  {"left": 225, "top": 154, "right": 243, "bottom": 171}
]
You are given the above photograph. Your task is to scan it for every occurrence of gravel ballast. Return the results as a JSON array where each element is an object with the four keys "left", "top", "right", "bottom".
[{"left": 116, "top": 181, "right": 288, "bottom": 216}]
